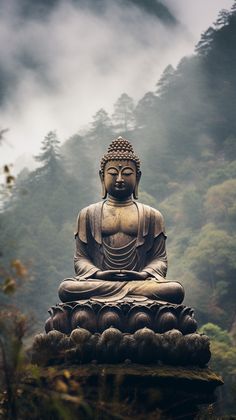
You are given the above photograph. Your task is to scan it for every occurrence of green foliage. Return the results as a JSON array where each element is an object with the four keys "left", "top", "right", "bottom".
[
  {"left": 112, "top": 93, "right": 135, "bottom": 134},
  {"left": 206, "top": 159, "right": 236, "bottom": 186},
  {"left": 181, "top": 189, "right": 203, "bottom": 229},
  {"left": 135, "top": 92, "right": 158, "bottom": 130},
  {"left": 185, "top": 224, "right": 236, "bottom": 278},
  {"left": 156, "top": 64, "right": 175, "bottom": 96},
  {"left": 199, "top": 323, "right": 231, "bottom": 345},
  {"left": 199, "top": 323, "right": 236, "bottom": 414},
  {"left": 0, "top": 309, "right": 28, "bottom": 419},
  {"left": 34, "top": 131, "right": 61, "bottom": 180},
  {"left": 1, "top": 3, "right": 236, "bottom": 332},
  {"left": 138, "top": 191, "right": 158, "bottom": 208},
  {"left": 89, "top": 108, "right": 114, "bottom": 153},
  {"left": 0, "top": 255, "right": 29, "bottom": 420},
  {"left": 182, "top": 224, "right": 236, "bottom": 325},
  {"left": 1, "top": 4, "right": 236, "bottom": 415},
  {"left": 205, "top": 179, "right": 236, "bottom": 224}
]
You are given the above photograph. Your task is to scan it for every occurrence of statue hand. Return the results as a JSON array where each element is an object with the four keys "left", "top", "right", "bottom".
[
  {"left": 94, "top": 270, "right": 125, "bottom": 280},
  {"left": 120, "top": 270, "right": 149, "bottom": 280},
  {"left": 94, "top": 270, "right": 149, "bottom": 281}
]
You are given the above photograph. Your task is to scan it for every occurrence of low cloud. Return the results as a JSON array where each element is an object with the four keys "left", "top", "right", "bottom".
[{"left": 0, "top": 0, "right": 233, "bottom": 171}]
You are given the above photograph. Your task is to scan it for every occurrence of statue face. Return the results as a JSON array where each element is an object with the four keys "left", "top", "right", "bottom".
[{"left": 103, "top": 160, "right": 138, "bottom": 199}]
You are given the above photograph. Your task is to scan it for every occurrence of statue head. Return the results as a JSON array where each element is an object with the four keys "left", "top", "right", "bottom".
[{"left": 100, "top": 136, "right": 141, "bottom": 200}]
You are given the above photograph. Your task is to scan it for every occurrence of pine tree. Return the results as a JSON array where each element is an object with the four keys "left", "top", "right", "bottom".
[
  {"left": 156, "top": 64, "right": 175, "bottom": 96},
  {"left": 231, "top": 0, "right": 236, "bottom": 13},
  {"left": 112, "top": 93, "right": 135, "bottom": 133},
  {"left": 195, "top": 27, "right": 215, "bottom": 56},
  {"left": 89, "top": 108, "right": 113, "bottom": 153},
  {"left": 34, "top": 131, "right": 61, "bottom": 179},
  {"left": 135, "top": 92, "right": 157, "bottom": 129},
  {"left": 90, "top": 109, "right": 112, "bottom": 140},
  {"left": 214, "top": 9, "right": 230, "bottom": 29}
]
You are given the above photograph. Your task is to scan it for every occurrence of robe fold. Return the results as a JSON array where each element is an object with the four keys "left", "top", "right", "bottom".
[
  {"left": 73, "top": 201, "right": 167, "bottom": 281},
  {"left": 58, "top": 201, "right": 185, "bottom": 304}
]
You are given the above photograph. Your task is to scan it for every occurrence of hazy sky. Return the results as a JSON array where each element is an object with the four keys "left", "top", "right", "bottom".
[{"left": 0, "top": 0, "right": 233, "bottom": 172}]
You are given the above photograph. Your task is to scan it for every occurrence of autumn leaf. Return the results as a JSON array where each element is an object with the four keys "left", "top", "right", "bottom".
[
  {"left": 11, "top": 260, "right": 28, "bottom": 278},
  {"left": 69, "top": 380, "right": 80, "bottom": 392},
  {"left": 2, "top": 277, "right": 17, "bottom": 294},
  {"left": 54, "top": 379, "right": 68, "bottom": 393},
  {"left": 63, "top": 369, "right": 71, "bottom": 379}
]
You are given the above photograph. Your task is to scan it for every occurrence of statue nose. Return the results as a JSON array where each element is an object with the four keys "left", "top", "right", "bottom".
[{"left": 116, "top": 173, "right": 124, "bottom": 183}]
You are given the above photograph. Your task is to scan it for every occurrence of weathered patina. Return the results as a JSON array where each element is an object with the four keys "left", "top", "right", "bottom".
[
  {"left": 44, "top": 137, "right": 204, "bottom": 361},
  {"left": 58, "top": 137, "right": 184, "bottom": 304}
]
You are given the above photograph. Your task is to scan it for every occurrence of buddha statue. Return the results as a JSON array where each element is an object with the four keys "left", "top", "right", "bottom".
[
  {"left": 58, "top": 137, "right": 184, "bottom": 305},
  {"left": 33, "top": 137, "right": 211, "bottom": 368}
]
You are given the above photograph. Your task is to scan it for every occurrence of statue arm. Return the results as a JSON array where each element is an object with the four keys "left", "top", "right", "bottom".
[
  {"left": 74, "top": 235, "right": 100, "bottom": 279},
  {"left": 74, "top": 235, "right": 123, "bottom": 280},
  {"left": 142, "top": 233, "right": 168, "bottom": 280}
]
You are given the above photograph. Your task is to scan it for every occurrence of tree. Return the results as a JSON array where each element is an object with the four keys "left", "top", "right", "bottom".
[
  {"left": 214, "top": 9, "right": 230, "bottom": 29},
  {"left": 200, "top": 323, "right": 231, "bottom": 344},
  {"left": 90, "top": 109, "right": 111, "bottom": 136},
  {"left": 204, "top": 179, "right": 236, "bottom": 224},
  {"left": 156, "top": 64, "right": 175, "bottom": 96},
  {"left": 195, "top": 27, "right": 215, "bottom": 56},
  {"left": 199, "top": 323, "right": 236, "bottom": 415},
  {"left": 184, "top": 223, "right": 236, "bottom": 326},
  {"left": 231, "top": 0, "right": 236, "bottom": 12},
  {"left": 135, "top": 92, "right": 158, "bottom": 129},
  {"left": 34, "top": 131, "right": 61, "bottom": 180},
  {"left": 181, "top": 189, "right": 203, "bottom": 229},
  {"left": 112, "top": 93, "right": 135, "bottom": 133},
  {"left": 89, "top": 108, "right": 113, "bottom": 150}
]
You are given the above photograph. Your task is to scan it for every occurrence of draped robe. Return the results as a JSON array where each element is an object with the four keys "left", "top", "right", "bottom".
[{"left": 59, "top": 201, "right": 184, "bottom": 303}]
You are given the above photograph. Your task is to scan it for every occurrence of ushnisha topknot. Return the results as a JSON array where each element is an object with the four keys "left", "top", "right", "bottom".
[{"left": 100, "top": 136, "right": 141, "bottom": 176}]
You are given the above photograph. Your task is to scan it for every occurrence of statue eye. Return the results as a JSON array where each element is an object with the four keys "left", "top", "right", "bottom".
[
  {"left": 122, "top": 171, "right": 133, "bottom": 176},
  {"left": 107, "top": 171, "right": 118, "bottom": 176}
]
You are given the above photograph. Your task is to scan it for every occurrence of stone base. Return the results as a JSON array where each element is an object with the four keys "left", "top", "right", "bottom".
[
  {"left": 26, "top": 363, "right": 223, "bottom": 419},
  {"left": 31, "top": 327, "right": 211, "bottom": 367},
  {"left": 45, "top": 299, "right": 198, "bottom": 335}
]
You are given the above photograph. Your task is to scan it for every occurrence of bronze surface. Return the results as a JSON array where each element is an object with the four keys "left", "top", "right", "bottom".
[{"left": 58, "top": 136, "right": 184, "bottom": 304}]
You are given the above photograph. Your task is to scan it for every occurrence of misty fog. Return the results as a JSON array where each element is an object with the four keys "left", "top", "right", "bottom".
[{"left": 0, "top": 0, "right": 233, "bottom": 171}]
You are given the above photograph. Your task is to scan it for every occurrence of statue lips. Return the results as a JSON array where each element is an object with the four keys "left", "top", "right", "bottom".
[{"left": 115, "top": 183, "right": 125, "bottom": 190}]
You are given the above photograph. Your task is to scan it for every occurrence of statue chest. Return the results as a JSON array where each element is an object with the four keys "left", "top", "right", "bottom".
[{"left": 101, "top": 204, "right": 138, "bottom": 237}]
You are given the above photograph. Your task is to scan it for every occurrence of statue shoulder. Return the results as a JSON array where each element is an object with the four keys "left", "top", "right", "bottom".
[
  {"left": 75, "top": 202, "right": 103, "bottom": 243},
  {"left": 76, "top": 202, "right": 103, "bottom": 220},
  {"left": 141, "top": 203, "right": 166, "bottom": 238}
]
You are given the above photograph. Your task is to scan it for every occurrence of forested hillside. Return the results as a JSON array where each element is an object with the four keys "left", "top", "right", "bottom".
[{"left": 1, "top": 2, "right": 236, "bottom": 413}]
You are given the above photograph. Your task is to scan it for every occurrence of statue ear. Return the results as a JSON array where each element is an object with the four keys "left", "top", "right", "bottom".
[
  {"left": 99, "top": 170, "right": 107, "bottom": 199},
  {"left": 133, "top": 171, "right": 141, "bottom": 200}
]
